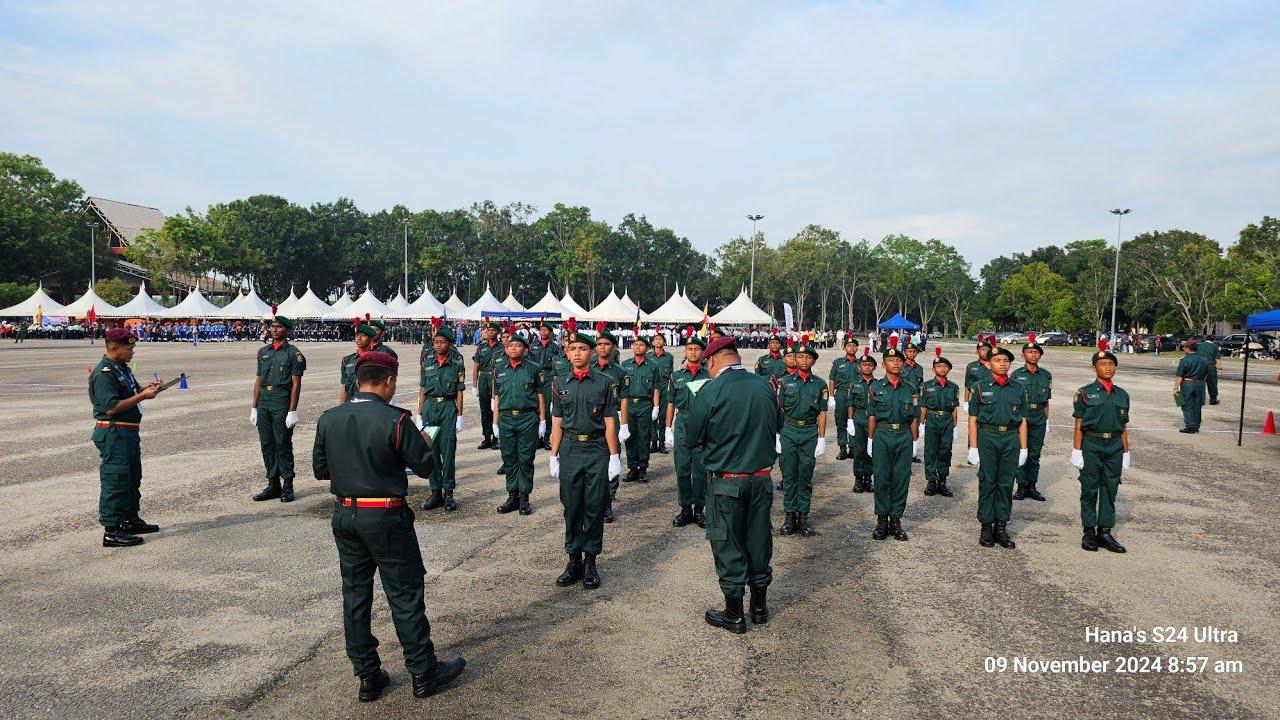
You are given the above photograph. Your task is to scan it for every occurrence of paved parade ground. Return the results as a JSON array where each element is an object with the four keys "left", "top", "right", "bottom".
[{"left": 1, "top": 339, "right": 1278, "bottom": 720}]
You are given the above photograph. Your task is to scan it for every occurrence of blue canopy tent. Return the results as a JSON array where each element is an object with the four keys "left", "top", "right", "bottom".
[
  {"left": 877, "top": 313, "right": 920, "bottom": 331},
  {"left": 1237, "top": 308, "right": 1280, "bottom": 445}
]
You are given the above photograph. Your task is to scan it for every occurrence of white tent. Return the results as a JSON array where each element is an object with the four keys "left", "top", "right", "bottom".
[
  {"left": 63, "top": 287, "right": 120, "bottom": 318},
  {"left": 291, "top": 283, "right": 334, "bottom": 319},
  {"left": 711, "top": 288, "right": 773, "bottom": 325},
  {"left": 442, "top": 290, "right": 469, "bottom": 316},
  {"left": 645, "top": 285, "right": 705, "bottom": 323},
  {"left": 528, "top": 285, "right": 572, "bottom": 318},
  {"left": 583, "top": 288, "right": 637, "bottom": 323},
  {"left": 502, "top": 289, "right": 526, "bottom": 312},
  {"left": 560, "top": 288, "right": 589, "bottom": 317},
  {"left": 220, "top": 285, "right": 274, "bottom": 319},
  {"left": 619, "top": 290, "right": 649, "bottom": 321},
  {"left": 159, "top": 287, "right": 223, "bottom": 318},
  {"left": 390, "top": 284, "right": 447, "bottom": 319},
  {"left": 386, "top": 288, "right": 409, "bottom": 311},
  {"left": 106, "top": 281, "right": 168, "bottom": 317},
  {"left": 463, "top": 283, "right": 509, "bottom": 321},
  {"left": 0, "top": 282, "right": 70, "bottom": 317},
  {"left": 325, "top": 284, "right": 387, "bottom": 320},
  {"left": 274, "top": 287, "right": 300, "bottom": 316},
  {"left": 329, "top": 290, "right": 354, "bottom": 312}
]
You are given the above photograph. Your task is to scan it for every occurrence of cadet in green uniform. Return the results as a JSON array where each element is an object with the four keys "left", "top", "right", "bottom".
[
  {"left": 829, "top": 338, "right": 859, "bottom": 459},
  {"left": 667, "top": 334, "right": 710, "bottom": 528},
  {"left": 368, "top": 318, "right": 398, "bottom": 358},
  {"left": 493, "top": 334, "right": 546, "bottom": 515},
  {"left": 251, "top": 316, "right": 306, "bottom": 502},
  {"left": 649, "top": 333, "right": 675, "bottom": 454},
  {"left": 919, "top": 347, "right": 958, "bottom": 498},
  {"left": 340, "top": 323, "right": 377, "bottom": 403},
  {"left": 418, "top": 322, "right": 466, "bottom": 512},
  {"left": 90, "top": 328, "right": 162, "bottom": 547},
  {"left": 755, "top": 335, "right": 786, "bottom": 380},
  {"left": 548, "top": 326, "right": 622, "bottom": 589},
  {"left": 593, "top": 329, "right": 625, "bottom": 521},
  {"left": 472, "top": 322, "right": 503, "bottom": 449},
  {"left": 867, "top": 340, "right": 918, "bottom": 541},
  {"left": 1195, "top": 336, "right": 1221, "bottom": 404},
  {"left": 1012, "top": 334, "right": 1052, "bottom": 501},
  {"left": 687, "top": 335, "right": 781, "bottom": 634},
  {"left": 776, "top": 343, "right": 828, "bottom": 537},
  {"left": 963, "top": 337, "right": 994, "bottom": 405},
  {"left": 1175, "top": 340, "right": 1210, "bottom": 433},
  {"left": 846, "top": 349, "right": 877, "bottom": 493},
  {"left": 531, "top": 321, "right": 563, "bottom": 449},
  {"left": 620, "top": 336, "right": 661, "bottom": 483},
  {"left": 966, "top": 345, "right": 1028, "bottom": 549},
  {"left": 1070, "top": 343, "right": 1131, "bottom": 553},
  {"left": 311, "top": 351, "right": 465, "bottom": 702},
  {"left": 901, "top": 342, "right": 925, "bottom": 389}
]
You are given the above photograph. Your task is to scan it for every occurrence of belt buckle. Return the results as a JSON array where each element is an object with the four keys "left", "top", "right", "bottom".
[
  {"left": 1101, "top": 432, "right": 1113, "bottom": 439},
  {"left": 998, "top": 425, "right": 1008, "bottom": 432},
  {"left": 510, "top": 409, "right": 521, "bottom": 415}
]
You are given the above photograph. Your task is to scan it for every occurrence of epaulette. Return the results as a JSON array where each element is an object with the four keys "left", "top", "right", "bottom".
[{"left": 388, "top": 403, "right": 414, "bottom": 416}]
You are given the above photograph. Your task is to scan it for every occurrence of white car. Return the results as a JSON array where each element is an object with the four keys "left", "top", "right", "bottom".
[{"left": 998, "top": 333, "right": 1027, "bottom": 344}]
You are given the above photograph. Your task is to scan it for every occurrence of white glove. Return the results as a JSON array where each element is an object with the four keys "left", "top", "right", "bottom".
[
  {"left": 651, "top": 406, "right": 659, "bottom": 421},
  {"left": 413, "top": 414, "right": 425, "bottom": 431},
  {"left": 455, "top": 416, "right": 464, "bottom": 433},
  {"left": 492, "top": 424, "right": 499, "bottom": 439},
  {"left": 827, "top": 397, "right": 836, "bottom": 411},
  {"left": 774, "top": 435, "right": 782, "bottom": 453},
  {"left": 815, "top": 438, "right": 826, "bottom": 457},
  {"left": 471, "top": 385, "right": 478, "bottom": 398},
  {"left": 1070, "top": 448, "right": 1085, "bottom": 469},
  {"left": 285, "top": 411, "right": 299, "bottom": 429},
  {"left": 608, "top": 454, "right": 622, "bottom": 479},
  {"left": 538, "top": 419, "right": 546, "bottom": 436},
  {"left": 846, "top": 419, "right": 855, "bottom": 435},
  {"left": 919, "top": 422, "right": 925, "bottom": 435},
  {"left": 1017, "top": 448, "right": 1028, "bottom": 467},
  {"left": 1122, "top": 451, "right": 1131, "bottom": 470},
  {"left": 967, "top": 447, "right": 980, "bottom": 466},
  {"left": 953, "top": 427, "right": 959, "bottom": 442},
  {"left": 867, "top": 438, "right": 874, "bottom": 457},
  {"left": 549, "top": 455, "right": 560, "bottom": 479},
  {"left": 665, "top": 427, "right": 675, "bottom": 447},
  {"left": 912, "top": 440, "right": 920, "bottom": 458},
  {"left": 250, "top": 408, "right": 258, "bottom": 426},
  {"left": 618, "top": 424, "right": 631, "bottom": 443}
]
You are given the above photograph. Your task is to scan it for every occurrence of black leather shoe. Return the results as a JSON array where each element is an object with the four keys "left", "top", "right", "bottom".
[
  {"left": 636, "top": 469, "right": 649, "bottom": 483},
  {"left": 1209, "top": 399, "right": 1220, "bottom": 405},
  {"left": 924, "top": 479, "right": 938, "bottom": 496},
  {"left": 865, "top": 477, "right": 875, "bottom": 492},
  {"left": 1179, "top": 427, "right": 1196, "bottom": 433},
  {"left": 1013, "top": 484, "right": 1027, "bottom": 500},
  {"left": 497, "top": 492, "right": 520, "bottom": 514},
  {"left": 495, "top": 466, "right": 506, "bottom": 475},
  {"left": 979, "top": 522, "right": 995, "bottom": 547},
  {"left": 890, "top": 517, "right": 909, "bottom": 541},
  {"left": 422, "top": 489, "right": 444, "bottom": 510},
  {"left": 799, "top": 512, "right": 816, "bottom": 536},
  {"left": 657, "top": 443, "right": 669, "bottom": 454},
  {"left": 994, "top": 521, "right": 1016, "bottom": 549},
  {"left": 693, "top": 505, "right": 707, "bottom": 528},
  {"left": 623, "top": 468, "right": 639, "bottom": 483},
  {"left": 358, "top": 668, "right": 389, "bottom": 702},
  {"left": 518, "top": 493, "right": 533, "bottom": 515},
  {"left": 279, "top": 481, "right": 295, "bottom": 503},
  {"left": 604, "top": 501, "right": 615, "bottom": 523},
  {"left": 673, "top": 505, "right": 694, "bottom": 527},
  {"left": 872, "top": 516, "right": 889, "bottom": 541},
  {"left": 936, "top": 479, "right": 954, "bottom": 497},
  {"left": 1097, "top": 528, "right": 1126, "bottom": 553},
  {"left": 1081, "top": 527, "right": 1099, "bottom": 551},
  {"left": 748, "top": 587, "right": 769, "bottom": 625},
  {"left": 779, "top": 512, "right": 796, "bottom": 535},
  {"left": 556, "top": 555, "right": 583, "bottom": 586},
  {"left": 477, "top": 437, "right": 493, "bottom": 450},
  {"left": 412, "top": 657, "right": 466, "bottom": 698},
  {"left": 120, "top": 518, "right": 159, "bottom": 534},
  {"left": 852, "top": 476, "right": 865, "bottom": 494},
  {"left": 1024, "top": 484, "right": 1046, "bottom": 501},
  {"left": 582, "top": 554, "right": 600, "bottom": 589},
  {"left": 103, "top": 526, "right": 144, "bottom": 547},
  {"left": 911, "top": 456, "right": 921, "bottom": 464},
  {"left": 252, "top": 481, "right": 281, "bottom": 501},
  {"left": 705, "top": 597, "right": 747, "bottom": 634},
  {"left": 837, "top": 446, "right": 849, "bottom": 460}
]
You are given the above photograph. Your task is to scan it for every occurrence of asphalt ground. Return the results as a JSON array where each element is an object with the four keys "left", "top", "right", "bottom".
[{"left": 0, "top": 338, "right": 1277, "bottom": 720}]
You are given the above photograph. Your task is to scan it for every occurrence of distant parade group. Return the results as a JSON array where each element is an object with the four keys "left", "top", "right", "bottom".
[{"left": 85, "top": 315, "right": 1239, "bottom": 702}]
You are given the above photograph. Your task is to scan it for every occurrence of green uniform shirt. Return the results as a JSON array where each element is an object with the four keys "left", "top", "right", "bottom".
[
  {"left": 964, "top": 360, "right": 992, "bottom": 390},
  {"left": 901, "top": 360, "right": 925, "bottom": 390},
  {"left": 473, "top": 341, "right": 503, "bottom": 374},
  {"left": 1195, "top": 340, "right": 1220, "bottom": 363},
  {"left": 551, "top": 368, "right": 619, "bottom": 434},
  {"left": 373, "top": 341, "right": 398, "bottom": 359},
  {"left": 777, "top": 371, "right": 828, "bottom": 423},
  {"left": 848, "top": 374, "right": 875, "bottom": 417},
  {"left": 1072, "top": 381, "right": 1131, "bottom": 433},
  {"left": 420, "top": 344, "right": 463, "bottom": 373},
  {"left": 531, "top": 339, "right": 563, "bottom": 384},
  {"left": 920, "top": 377, "right": 959, "bottom": 412},
  {"left": 868, "top": 377, "right": 918, "bottom": 425},
  {"left": 420, "top": 353, "right": 466, "bottom": 397},
  {"left": 89, "top": 356, "right": 142, "bottom": 423},
  {"left": 686, "top": 365, "right": 781, "bottom": 473},
  {"left": 1011, "top": 366, "right": 1053, "bottom": 409},
  {"left": 829, "top": 356, "right": 859, "bottom": 391},
  {"left": 595, "top": 359, "right": 624, "bottom": 397},
  {"left": 755, "top": 352, "right": 786, "bottom": 380},
  {"left": 312, "top": 391, "right": 433, "bottom": 497},
  {"left": 257, "top": 341, "right": 306, "bottom": 401},
  {"left": 493, "top": 359, "right": 545, "bottom": 410},
  {"left": 649, "top": 349, "right": 675, "bottom": 391},
  {"left": 668, "top": 362, "right": 710, "bottom": 412},
  {"left": 1176, "top": 353, "right": 1210, "bottom": 380},
  {"left": 967, "top": 377, "right": 1029, "bottom": 426},
  {"left": 620, "top": 356, "right": 661, "bottom": 401},
  {"left": 340, "top": 351, "right": 363, "bottom": 400}
]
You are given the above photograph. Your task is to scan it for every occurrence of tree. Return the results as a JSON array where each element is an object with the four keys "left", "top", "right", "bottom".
[
  {"left": 0, "top": 281, "right": 34, "bottom": 308},
  {"left": 1220, "top": 216, "right": 1280, "bottom": 319},
  {"left": 1061, "top": 239, "right": 1114, "bottom": 332},
  {"left": 127, "top": 210, "right": 218, "bottom": 294},
  {"left": 836, "top": 239, "right": 873, "bottom": 330},
  {"left": 94, "top": 278, "right": 133, "bottom": 306},
  {"left": 1122, "top": 230, "right": 1225, "bottom": 333},
  {"left": 995, "top": 262, "right": 1073, "bottom": 330}
]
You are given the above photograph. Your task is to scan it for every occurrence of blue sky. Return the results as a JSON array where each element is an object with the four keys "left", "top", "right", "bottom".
[{"left": 3, "top": 1, "right": 1277, "bottom": 268}]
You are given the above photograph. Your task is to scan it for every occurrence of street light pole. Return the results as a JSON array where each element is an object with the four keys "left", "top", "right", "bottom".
[
  {"left": 87, "top": 221, "right": 99, "bottom": 289},
  {"left": 1108, "top": 208, "right": 1131, "bottom": 342},
  {"left": 746, "top": 214, "right": 763, "bottom": 298},
  {"left": 402, "top": 219, "right": 410, "bottom": 298}
]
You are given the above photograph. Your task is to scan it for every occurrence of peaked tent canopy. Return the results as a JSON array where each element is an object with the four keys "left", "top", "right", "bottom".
[
  {"left": 502, "top": 290, "right": 527, "bottom": 312},
  {"left": 158, "top": 287, "right": 223, "bottom": 318},
  {"left": 329, "top": 290, "right": 354, "bottom": 312},
  {"left": 710, "top": 290, "right": 772, "bottom": 325},
  {"left": 584, "top": 289, "right": 637, "bottom": 323},
  {"left": 645, "top": 285, "right": 705, "bottom": 323},
  {"left": 528, "top": 285, "right": 573, "bottom": 318},
  {"left": 443, "top": 290, "right": 471, "bottom": 317},
  {"left": 63, "top": 287, "right": 120, "bottom": 318},
  {"left": 274, "top": 287, "right": 300, "bottom": 316},
  {"left": 560, "top": 289, "right": 589, "bottom": 318},
  {"left": 619, "top": 290, "right": 649, "bottom": 321},
  {"left": 325, "top": 285, "right": 388, "bottom": 320},
  {"left": 290, "top": 283, "right": 334, "bottom": 319},
  {"left": 105, "top": 281, "right": 168, "bottom": 317},
  {"left": 389, "top": 285, "right": 446, "bottom": 320},
  {"left": 877, "top": 313, "right": 920, "bottom": 331},
  {"left": 386, "top": 288, "right": 409, "bottom": 311},
  {"left": 220, "top": 285, "right": 274, "bottom": 319},
  {"left": 462, "top": 284, "right": 510, "bottom": 321}
]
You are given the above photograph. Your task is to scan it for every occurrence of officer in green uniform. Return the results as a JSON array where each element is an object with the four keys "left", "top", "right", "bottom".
[
  {"left": 963, "top": 337, "right": 994, "bottom": 405},
  {"left": 829, "top": 338, "right": 859, "bottom": 459},
  {"left": 368, "top": 318, "right": 398, "bottom": 358},
  {"left": 1195, "top": 336, "right": 1221, "bottom": 404},
  {"left": 251, "top": 316, "right": 306, "bottom": 502},
  {"left": 1175, "top": 340, "right": 1210, "bottom": 432},
  {"left": 90, "top": 328, "right": 162, "bottom": 547},
  {"left": 755, "top": 335, "right": 786, "bottom": 380},
  {"left": 687, "top": 335, "right": 781, "bottom": 634},
  {"left": 846, "top": 349, "right": 877, "bottom": 493},
  {"left": 620, "top": 335, "right": 661, "bottom": 484},
  {"left": 919, "top": 347, "right": 958, "bottom": 498},
  {"left": 1012, "top": 334, "right": 1052, "bottom": 501},
  {"left": 966, "top": 344, "right": 1028, "bottom": 549},
  {"left": 493, "top": 334, "right": 546, "bottom": 515},
  {"left": 418, "top": 321, "right": 466, "bottom": 512},
  {"left": 593, "top": 328, "right": 625, "bottom": 521},
  {"left": 531, "top": 321, "right": 563, "bottom": 450},
  {"left": 311, "top": 351, "right": 465, "bottom": 702},
  {"left": 649, "top": 333, "right": 675, "bottom": 454},
  {"left": 340, "top": 322, "right": 377, "bottom": 403},
  {"left": 1070, "top": 343, "right": 1131, "bottom": 553},
  {"left": 472, "top": 322, "right": 503, "bottom": 449},
  {"left": 867, "top": 340, "right": 918, "bottom": 541},
  {"left": 548, "top": 326, "right": 622, "bottom": 589},
  {"left": 666, "top": 333, "right": 710, "bottom": 528},
  {"left": 776, "top": 342, "right": 828, "bottom": 537}
]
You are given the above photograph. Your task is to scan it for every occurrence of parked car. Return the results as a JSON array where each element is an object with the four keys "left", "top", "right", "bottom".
[
  {"left": 998, "top": 332, "right": 1027, "bottom": 344},
  {"left": 1069, "top": 332, "right": 1098, "bottom": 347},
  {"left": 1037, "top": 331, "right": 1070, "bottom": 346},
  {"left": 1217, "top": 333, "right": 1274, "bottom": 357},
  {"left": 1134, "top": 334, "right": 1178, "bottom": 353},
  {"left": 970, "top": 330, "right": 996, "bottom": 341}
]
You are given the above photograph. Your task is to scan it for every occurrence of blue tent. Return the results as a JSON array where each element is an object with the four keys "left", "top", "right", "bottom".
[
  {"left": 1237, "top": 307, "right": 1280, "bottom": 445},
  {"left": 1246, "top": 307, "right": 1280, "bottom": 331},
  {"left": 877, "top": 313, "right": 920, "bottom": 331}
]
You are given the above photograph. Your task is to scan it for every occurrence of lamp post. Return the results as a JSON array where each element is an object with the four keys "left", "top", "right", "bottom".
[
  {"left": 1108, "top": 208, "right": 1131, "bottom": 342},
  {"left": 402, "top": 219, "right": 411, "bottom": 298},
  {"left": 86, "top": 220, "right": 100, "bottom": 290},
  {"left": 746, "top": 214, "right": 764, "bottom": 298}
]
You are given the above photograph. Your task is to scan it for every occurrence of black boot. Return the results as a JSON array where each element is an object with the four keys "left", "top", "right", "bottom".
[
  {"left": 872, "top": 516, "right": 889, "bottom": 540},
  {"left": 443, "top": 489, "right": 458, "bottom": 511},
  {"left": 979, "top": 522, "right": 995, "bottom": 547},
  {"left": 658, "top": 440, "right": 668, "bottom": 454},
  {"left": 1024, "top": 482, "right": 1046, "bottom": 501},
  {"left": 799, "top": 512, "right": 816, "bottom": 536},
  {"left": 650, "top": 438, "right": 658, "bottom": 453},
  {"left": 494, "top": 466, "right": 506, "bottom": 475},
  {"left": 518, "top": 493, "right": 533, "bottom": 515},
  {"left": 477, "top": 437, "right": 493, "bottom": 450},
  {"left": 705, "top": 596, "right": 747, "bottom": 634},
  {"left": 279, "top": 479, "right": 295, "bottom": 503},
  {"left": 1081, "top": 526, "right": 1099, "bottom": 551},
  {"left": 749, "top": 587, "right": 769, "bottom": 625},
  {"left": 623, "top": 468, "right": 639, "bottom": 483},
  {"left": 252, "top": 479, "right": 281, "bottom": 501},
  {"left": 890, "top": 517, "right": 909, "bottom": 541},
  {"left": 779, "top": 512, "right": 796, "bottom": 535},
  {"left": 1096, "top": 527, "right": 1126, "bottom": 553},
  {"left": 852, "top": 476, "right": 864, "bottom": 494},
  {"left": 422, "top": 489, "right": 444, "bottom": 510},
  {"left": 497, "top": 491, "right": 520, "bottom": 514},
  {"left": 1013, "top": 484, "right": 1027, "bottom": 500},
  {"left": 582, "top": 554, "right": 600, "bottom": 589},
  {"left": 936, "top": 478, "right": 954, "bottom": 497},
  {"left": 411, "top": 657, "right": 466, "bottom": 698},
  {"left": 358, "top": 668, "right": 390, "bottom": 702},
  {"left": 119, "top": 518, "right": 159, "bottom": 534},
  {"left": 604, "top": 500, "right": 615, "bottom": 523},
  {"left": 911, "top": 456, "right": 921, "bottom": 464},
  {"left": 673, "top": 505, "right": 694, "bottom": 527},
  {"left": 865, "top": 476, "right": 875, "bottom": 492},
  {"left": 837, "top": 445, "right": 849, "bottom": 460},
  {"left": 924, "top": 478, "right": 938, "bottom": 496},
  {"left": 556, "top": 553, "right": 584, "bottom": 586},
  {"left": 103, "top": 526, "right": 144, "bottom": 547},
  {"left": 994, "top": 521, "right": 1016, "bottom": 549},
  {"left": 693, "top": 505, "right": 707, "bottom": 528},
  {"left": 636, "top": 468, "right": 649, "bottom": 483}
]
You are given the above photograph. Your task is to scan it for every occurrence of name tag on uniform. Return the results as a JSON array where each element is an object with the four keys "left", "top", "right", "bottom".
[{"left": 982, "top": 391, "right": 994, "bottom": 398}]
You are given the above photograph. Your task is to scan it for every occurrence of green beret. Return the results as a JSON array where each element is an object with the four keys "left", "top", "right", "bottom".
[
  {"left": 565, "top": 331, "right": 596, "bottom": 348},
  {"left": 796, "top": 343, "right": 819, "bottom": 359},
  {"left": 539, "top": 319, "right": 556, "bottom": 331},
  {"left": 433, "top": 326, "right": 455, "bottom": 343},
  {"left": 355, "top": 323, "right": 378, "bottom": 339},
  {"left": 1092, "top": 350, "right": 1118, "bottom": 365},
  {"left": 368, "top": 318, "right": 387, "bottom": 332},
  {"left": 684, "top": 335, "right": 707, "bottom": 349},
  {"left": 933, "top": 355, "right": 953, "bottom": 369},
  {"left": 506, "top": 333, "right": 530, "bottom": 349},
  {"left": 990, "top": 346, "right": 1015, "bottom": 361},
  {"left": 485, "top": 321, "right": 503, "bottom": 331},
  {"left": 597, "top": 329, "right": 618, "bottom": 345},
  {"left": 272, "top": 315, "right": 294, "bottom": 331}
]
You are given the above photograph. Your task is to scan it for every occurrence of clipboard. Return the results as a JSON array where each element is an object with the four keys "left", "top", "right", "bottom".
[{"left": 157, "top": 373, "right": 188, "bottom": 392}]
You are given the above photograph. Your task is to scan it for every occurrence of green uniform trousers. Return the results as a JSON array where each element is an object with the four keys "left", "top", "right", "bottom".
[
  {"left": 1015, "top": 412, "right": 1047, "bottom": 487},
  {"left": 1079, "top": 435, "right": 1123, "bottom": 528},
  {"left": 93, "top": 426, "right": 142, "bottom": 527},
  {"left": 851, "top": 414, "right": 872, "bottom": 477},
  {"left": 1181, "top": 380, "right": 1205, "bottom": 430},
  {"left": 607, "top": 413, "right": 622, "bottom": 500},
  {"left": 477, "top": 374, "right": 495, "bottom": 439},
  {"left": 422, "top": 399, "right": 457, "bottom": 491},
  {"left": 256, "top": 399, "right": 295, "bottom": 481},
  {"left": 498, "top": 411, "right": 538, "bottom": 494},
  {"left": 976, "top": 427, "right": 1019, "bottom": 523},
  {"left": 331, "top": 503, "right": 437, "bottom": 677},
  {"left": 540, "top": 384, "right": 555, "bottom": 443},
  {"left": 624, "top": 400, "right": 654, "bottom": 470},
  {"left": 779, "top": 423, "right": 818, "bottom": 513},
  {"left": 705, "top": 474, "right": 774, "bottom": 599},
  {"left": 872, "top": 427, "right": 911, "bottom": 519},
  {"left": 922, "top": 413, "right": 955, "bottom": 480},
  {"left": 1205, "top": 367, "right": 1218, "bottom": 403},
  {"left": 559, "top": 439, "right": 609, "bottom": 556},
  {"left": 673, "top": 418, "right": 706, "bottom": 506},
  {"left": 833, "top": 394, "right": 851, "bottom": 447}
]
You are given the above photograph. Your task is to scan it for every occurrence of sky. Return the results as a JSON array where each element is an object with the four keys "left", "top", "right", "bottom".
[{"left": 2, "top": 1, "right": 1278, "bottom": 269}]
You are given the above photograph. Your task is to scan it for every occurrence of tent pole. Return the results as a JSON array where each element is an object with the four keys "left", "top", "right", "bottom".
[{"left": 1237, "top": 331, "right": 1249, "bottom": 446}]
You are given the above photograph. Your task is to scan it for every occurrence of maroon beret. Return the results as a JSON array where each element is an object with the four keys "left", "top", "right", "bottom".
[
  {"left": 105, "top": 328, "right": 137, "bottom": 345},
  {"left": 354, "top": 351, "right": 399, "bottom": 374},
  {"left": 704, "top": 335, "right": 737, "bottom": 358}
]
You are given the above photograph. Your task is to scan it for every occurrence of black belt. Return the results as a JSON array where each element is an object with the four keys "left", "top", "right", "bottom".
[
  {"left": 1084, "top": 430, "right": 1121, "bottom": 439},
  {"left": 1027, "top": 403, "right": 1045, "bottom": 410},
  {"left": 785, "top": 417, "right": 815, "bottom": 427},
  {"left": 566, "top": 431, "right": 603, "bottom": 442},
  {"left": 979, "top": 422, "right": 1016, "bottom": 432},
  {"left": 425, "top": 395, "right": 451, "bottom": 402},
  {"left": 499, "top": 408, "right": 536, "bottom": 415},
  {"left": 478, "top": 370, "right": 494, "bottom": 375},
  {"left": 262, "top": 384, "right": 288, "bottom": 391},
  {"left": 927, "top": 409, "right": 952, "bottom": 416},
  {"left": 1179, "top": 378, "right": 1203, "bottom": 382},
  {"left": 877, "top": 422, "right": 910, "bottom": 431}
]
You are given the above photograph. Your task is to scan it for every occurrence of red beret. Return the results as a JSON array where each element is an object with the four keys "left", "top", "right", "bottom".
[
  {"left": 105, "top": 328, "right": 137, "bottom": 345},
  {"left": 354, "top": 351, "right": 399, "bottom": 374},
  {"left": 704, "top": 335, "right": 737, "bottom": 358}
]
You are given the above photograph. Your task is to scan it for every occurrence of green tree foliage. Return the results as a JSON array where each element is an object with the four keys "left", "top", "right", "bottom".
[
  {"left": 94, "top": 278, "right": 133, "bottom": 306},
  {"left": 1122, "top": 230, "right": 1225, "bottom": 333},
  {"left": 1220, "top": 216, "right": 1279, "bottom": 318},
  {"left": 0, "top": 281, "right": 35, "bottom": 308},
  {"left": 996, "top": 262, "right": 1073, "bottom": 330}
]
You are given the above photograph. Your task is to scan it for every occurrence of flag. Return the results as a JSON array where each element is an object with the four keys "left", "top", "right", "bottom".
[
  {"left": 86, "top": 305, "right": 96, "bottom": 324},
  {"left": 34, "top": 304, "right": 43, "bottom": 326},
  {"left": 698, "top": 304, "right": 709, "bottom": 338}
]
